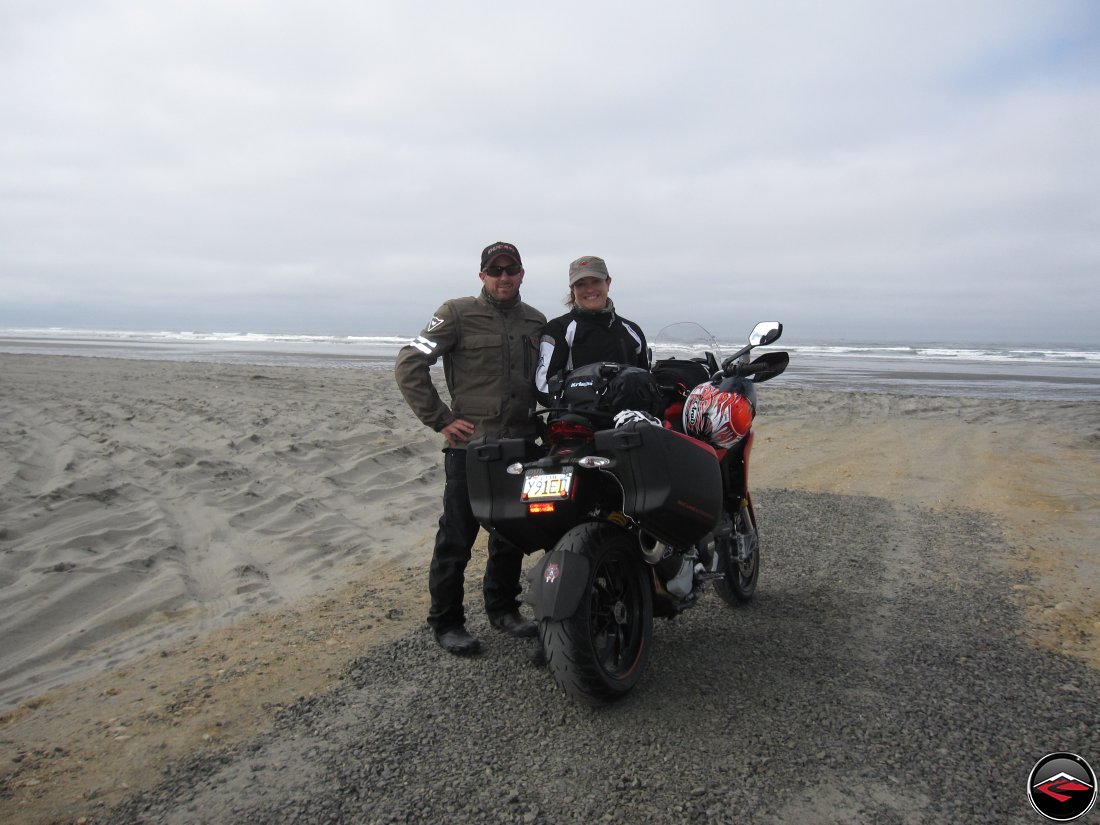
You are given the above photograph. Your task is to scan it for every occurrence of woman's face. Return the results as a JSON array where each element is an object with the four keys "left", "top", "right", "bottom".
[{"left": 572, "top": 275, "right": 611, "bottom": 311}]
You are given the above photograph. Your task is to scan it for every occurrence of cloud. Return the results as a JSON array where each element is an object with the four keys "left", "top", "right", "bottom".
[{"left": 0, "top": 1, "right": 1097, "bottom": 342}]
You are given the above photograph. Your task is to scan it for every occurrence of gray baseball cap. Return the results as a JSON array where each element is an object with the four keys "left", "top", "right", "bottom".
[{"left": 568, "top": 255, "right": 610, "bottom": 286}]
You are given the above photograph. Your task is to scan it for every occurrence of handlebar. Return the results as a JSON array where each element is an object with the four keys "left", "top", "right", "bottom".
[
  {"left": 718, "top": 359, "right": 764, "bottom": 379},
  {"left": 718, "top": 350, "right": 790, "bottom": 383}
]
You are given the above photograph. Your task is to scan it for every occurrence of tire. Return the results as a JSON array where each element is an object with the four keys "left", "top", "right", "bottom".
[
  {"left": 713, "top": 504, "right": 759, "bottom": 605},
  {"left": 541, "top": 523, "right": 653, "bottom": 706}
]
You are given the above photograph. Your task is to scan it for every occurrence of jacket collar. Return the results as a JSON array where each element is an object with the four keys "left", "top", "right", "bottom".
[
  {"left": 571, "top": 297, "right": 616, "bottom": 324},
  {"left": 481, "top": 286, "right": 522, "bottom": 311}
]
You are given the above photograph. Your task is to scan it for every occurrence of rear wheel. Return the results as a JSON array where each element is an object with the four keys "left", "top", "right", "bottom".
[
  {"left": 713, "top": 504, "right": 759, "bottom": 605},
  {"left": 541, "top": 523, "right": 653, "bottom": 706}
]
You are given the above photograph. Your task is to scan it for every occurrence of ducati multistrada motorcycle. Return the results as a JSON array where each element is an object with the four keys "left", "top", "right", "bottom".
[{"left": 467, "top": 321, "right": 789, "bottom": 705}]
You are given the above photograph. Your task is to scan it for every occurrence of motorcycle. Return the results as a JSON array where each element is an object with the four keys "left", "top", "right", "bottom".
[{"left": 467, "top": 321, "right": 789, "bottom": 705}]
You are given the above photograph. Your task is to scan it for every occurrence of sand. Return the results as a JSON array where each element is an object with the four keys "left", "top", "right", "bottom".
[{"left": 1, "top": 354, "right": 1098, "bottom": 824}]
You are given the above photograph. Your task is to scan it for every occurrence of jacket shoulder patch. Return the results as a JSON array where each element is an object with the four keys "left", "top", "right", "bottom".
[{"left": 427, "top": 316, "right": 445, "bottom": 331}]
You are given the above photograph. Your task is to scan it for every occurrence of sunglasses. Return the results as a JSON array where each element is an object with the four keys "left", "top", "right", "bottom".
[{"left": 484, "top": 264, "right": 523, "bottom": 277}]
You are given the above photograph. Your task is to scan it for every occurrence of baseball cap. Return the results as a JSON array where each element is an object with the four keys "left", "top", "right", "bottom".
[
  {"left": 480, "top": 242, "right": 522, "bottom": 270},
  {"left": 568, "top": 255, "right": 610, "bottom": 286}
]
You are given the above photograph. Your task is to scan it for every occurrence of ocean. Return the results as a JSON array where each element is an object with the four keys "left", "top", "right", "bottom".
[{"left": 2, "top": 326, "right": 1099, "bottom": 402}]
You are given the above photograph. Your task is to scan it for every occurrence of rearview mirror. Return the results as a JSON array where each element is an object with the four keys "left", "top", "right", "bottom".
[{"left": 749, "top": 321, "right": 783, "bottom": 347}]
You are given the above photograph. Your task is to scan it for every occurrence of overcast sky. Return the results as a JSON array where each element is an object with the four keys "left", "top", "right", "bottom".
[{"left": 1, "top": 1, "right": 1097, "bottom": 344}]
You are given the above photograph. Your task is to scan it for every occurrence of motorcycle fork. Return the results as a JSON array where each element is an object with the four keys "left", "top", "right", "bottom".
[
  {"left": 732, "top": 510, "right": 754, "bottom": 563},
  {"left": 720, "top": 430, "right": 757, "bottom": 534}
]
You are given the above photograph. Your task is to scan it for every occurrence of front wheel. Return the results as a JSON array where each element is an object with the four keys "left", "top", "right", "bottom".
[
  {"left": 541, "top": 523, "right": 653, "bottom": 706},
  {"left": 713, "top": 504, "right": 759, "bottom": 605}
]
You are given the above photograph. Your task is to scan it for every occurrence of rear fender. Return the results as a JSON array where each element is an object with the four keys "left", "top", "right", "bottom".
[{"left": 525, "top": 547, "right": 592, "bottom": 621}]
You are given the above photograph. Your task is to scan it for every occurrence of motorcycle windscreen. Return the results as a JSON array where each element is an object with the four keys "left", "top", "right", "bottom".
[{"left": 595, "top": 421, "right": 722, "bottom": 547}]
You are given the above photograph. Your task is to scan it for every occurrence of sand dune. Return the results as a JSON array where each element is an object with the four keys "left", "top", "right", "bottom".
[{"left": 0, "top": 355, "right": 444, "bottom": 709}]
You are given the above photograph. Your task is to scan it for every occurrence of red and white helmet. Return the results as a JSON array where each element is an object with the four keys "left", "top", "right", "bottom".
[{"left": 682, "top": 383, "right": 753, "bottom": 448}]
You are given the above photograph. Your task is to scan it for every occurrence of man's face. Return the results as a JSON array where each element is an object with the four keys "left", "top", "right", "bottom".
[{"left": 479, "top": 254, "right": 524, "bottom": 301}]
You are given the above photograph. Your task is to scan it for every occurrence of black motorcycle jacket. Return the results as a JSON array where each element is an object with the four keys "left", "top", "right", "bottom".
[{"left": 535, "top": 302, "right": 648, "bottom": 403}]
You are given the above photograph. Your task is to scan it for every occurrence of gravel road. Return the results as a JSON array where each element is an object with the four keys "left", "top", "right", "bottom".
[{"left": 101, "top": 489, "right": 1100, "bottom": 824}]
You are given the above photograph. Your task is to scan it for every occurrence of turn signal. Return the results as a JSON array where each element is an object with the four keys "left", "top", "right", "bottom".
[{"left": 575, "top": 455, "right": 613, "bottom": 469}]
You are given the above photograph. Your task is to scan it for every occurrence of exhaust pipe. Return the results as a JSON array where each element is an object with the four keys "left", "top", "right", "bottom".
[{"left": 638, "top": 531, "right": 665, "bottom": 565}]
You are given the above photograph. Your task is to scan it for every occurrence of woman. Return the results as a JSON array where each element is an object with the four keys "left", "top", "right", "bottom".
[{"left": 535, "top": 255, "right": 648, "bottom": 403}]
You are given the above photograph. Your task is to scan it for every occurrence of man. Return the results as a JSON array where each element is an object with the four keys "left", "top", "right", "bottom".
[{"left": 395, "top": 242, "right": 546, "bottom": 655}]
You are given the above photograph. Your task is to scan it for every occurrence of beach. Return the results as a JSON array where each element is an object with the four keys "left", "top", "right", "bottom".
[{"left": 1, "top": 353, "right": 1099, "bottom": 823}]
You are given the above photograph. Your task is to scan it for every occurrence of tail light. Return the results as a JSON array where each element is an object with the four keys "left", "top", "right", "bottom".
[{"left": 547, "top": 420, "right": 596, "bottom": 443}]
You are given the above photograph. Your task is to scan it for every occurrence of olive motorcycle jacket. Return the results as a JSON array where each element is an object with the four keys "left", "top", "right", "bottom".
[{"left": 395, "top": 288, "right": 546, "bottom": 447}]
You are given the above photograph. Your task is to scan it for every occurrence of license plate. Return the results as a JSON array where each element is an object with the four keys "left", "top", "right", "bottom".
[{"left": 521, "top": 468, "right": 574, "bottom": 500}]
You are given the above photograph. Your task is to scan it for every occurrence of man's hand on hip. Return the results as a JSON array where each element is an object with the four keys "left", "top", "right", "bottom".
[{"left": 441, "top": 418, "right": 476, "bottom": 447}]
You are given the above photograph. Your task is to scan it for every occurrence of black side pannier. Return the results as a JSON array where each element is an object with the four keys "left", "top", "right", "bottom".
[
  {"left": 466, "top": 437, "right": 574, "bottom": 552},
  {"left": 556, "top": 362, "right": 663, "bottom": 419},
  {"left": 594, "top": 420, "right": 721, "bottom": 546}
]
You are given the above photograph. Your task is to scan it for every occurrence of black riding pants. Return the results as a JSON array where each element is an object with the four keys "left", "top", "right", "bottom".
[{"left": 427, "top": 448, "right": 524, "bottom": 631}]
